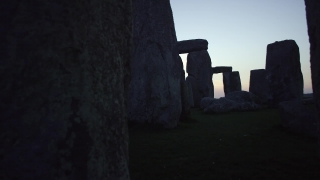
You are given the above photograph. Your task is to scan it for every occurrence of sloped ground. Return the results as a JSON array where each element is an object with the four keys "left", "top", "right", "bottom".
[{"left": 129, "top": 106, "right": 320, "bottom": 180}]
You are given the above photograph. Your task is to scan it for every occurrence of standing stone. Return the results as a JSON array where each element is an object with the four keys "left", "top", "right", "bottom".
[
  {"left": 186, "top": 79, "right": 195, "bottom": 107},
  {"left": 0, "top": 1, "right": 131, "bottom": 179},
  {"left": 128, "top": 0, "right": 181, "bottom": 128},
  {"left": 249, "top": 69, "right": 269, "bottom": 104},
  {"left": 305, "top": 0, "right": 320, "bottom": 156},
  {"left": 265, "top": 40, "right": 304, "bottom": 107},
  {"left": 177, "top": 39, "right": 208, "bottom": 54},
  {"left": 186, "top": 50, "right": 214, "bottom": 107},
  {"left": 180, "top": 69, "right": 191, "bottom": 121},
  {"left": 223, "top": 71, "right": 242, "bottom": 95}
]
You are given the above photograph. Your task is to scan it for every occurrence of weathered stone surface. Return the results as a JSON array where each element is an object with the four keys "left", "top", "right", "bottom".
[
  {"left": 0, "top": 1, "right": 131, "bottom": 179},
  {"left": 223, "top": 71, "right": 242, "bottom": 95},
  {"left": 186, "top": 50, "right": 214, "bottom": 107},
  {"left": 186, "top": 79, "right": 195, "bottom": 107},
  {"left": 201, "top": 91, "right": 261, "bottom": 113},
  {"left": 180, "top": 68, "right": 190, "bottom": 122},
  {"left": 265, "top": 40, "right": 304, "bottom": 107},
  {"left": 249, "top": 69, "right": 269, "bottom": 104},
  {"left": 279, "top": 101, "right": 317, "bottom": 137},
  {"left": 177, "top": 39, "right": 208, "bottom": 54},
  {"left": 128, "top": 0, "right": 181, "bottom": 128},
  {"left": 305, "top": 0, "right": 320, "bottom": 156},
  {"left": 212, "top": 66, "right": 232, "bottom": 74}
]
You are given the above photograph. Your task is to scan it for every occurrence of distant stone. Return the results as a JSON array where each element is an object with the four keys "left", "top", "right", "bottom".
[
  {"left": 212, "top": 66, "right": 232, "bottom": 74},
  {"left": 177, "top": 39, "right": 208, "bottom": 54},
  {"left": 201, "top": 91, "right": 261, "bottom": 113},
  {"left": 249, "top": 69, "right": 269, "bottom": 104},
  {"left": 265, "top": 40, "right": 304, "bottom": 107},
  {"left": 279, "top": 100, "right": 317, "bottom": 137},
  {"left": 128, "top": 0, "right": 181, "bottom": 128},
  {"left": 186, "top": 50, "right": 214, "bottom": 107},
  {"left": 223, "top": 71, "right": 242, "bottom": 95},
  {"left": 186, "top": 79, "right": 194, "bottom": 107}
]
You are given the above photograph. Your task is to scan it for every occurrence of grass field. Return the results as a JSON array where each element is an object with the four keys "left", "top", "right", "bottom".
[{"left": 128, "top": 107, "right": 320, "bottom": 180}]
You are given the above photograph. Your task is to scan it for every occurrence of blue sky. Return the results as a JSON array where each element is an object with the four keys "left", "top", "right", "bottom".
[{"left": 170, "top": 0, "right": 311, "bottom": 98}]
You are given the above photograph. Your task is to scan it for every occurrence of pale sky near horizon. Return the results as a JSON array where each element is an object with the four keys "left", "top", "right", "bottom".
[{"left": 170, "top": 0, "right": 312, "bottom": 98}]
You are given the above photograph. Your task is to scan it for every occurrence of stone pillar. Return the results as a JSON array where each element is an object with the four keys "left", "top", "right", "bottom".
[
  {"left": 304, "top": 0, "right": 320, "bottom": 157},
  {"left": 223, "top": 71, "right": 242, "bottom": 95},
  {"left": 180, "top": 70, "right": 191, "bottom": 121},
  {"left": 249, "top": 69, "right": 269, "bottom": 104},
  {"left": 265, "top": 40, "right": 304, "bottom": 107},
  {"left": 186, "top": 50, "right": 214, "bottom": 107},
  {"left": 128, "top": 0, "right": 181, "bottom": 128},
  {"left": 0, "top": 1, "right": 131, "bottom": 179},
  {"left": 186, "top": 80, "right": 195, "bottom": 107}
]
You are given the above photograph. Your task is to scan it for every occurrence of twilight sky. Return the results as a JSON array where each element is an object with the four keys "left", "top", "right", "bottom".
[{"left": 170, "top": 0, "right": 312, "bottom": 98}]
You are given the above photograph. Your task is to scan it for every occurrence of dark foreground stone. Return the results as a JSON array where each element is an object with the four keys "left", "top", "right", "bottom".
[
  {"left": 279, "top": 101, "right": 317, "bottom": 137},
  {"left": 0, "top": 1, "right": 132, "bottom": 179},
  {"left": 249, "top": 69, "right": 269, "bottom": 104},
  {"left": 305, "top": 0, "right": 320, "bottom": 156},
  {"left": 128, "top": 0, "right": 181, "bottom": 128},
  {"left": 265, "top": 40, "right": 304, "bottom": 107},
  {"left": 223, "top": 71, "right": 242, "bottom": 95},
  {"left": 177, "top": 39, "right": 208, "bottom": 54}
]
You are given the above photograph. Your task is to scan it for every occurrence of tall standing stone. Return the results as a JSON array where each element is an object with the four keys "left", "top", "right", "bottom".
[
  {"left": 265, "top": 40, "right": 304, "bottom": 107},
  {"left": 180, "top": 69, "right": 191, "bottom": 121},
  {"left": 304, "top": 0, "right": 320, "bottom": 156},
  {"left": 186, "top": 50, "right": 214, "bottom": 107},
  {"left": 249, "top": 69, "right": 269, "bottom": 104},
  {"left": 0, "top": 0, "right": 131, "bottom": 179},
  {"left": 186, "top": 80, "right": 195, "bottom": 107},
  {"left": 223, "top": 71, "right": 242, "bottom": 95},
  {"left": 128, "top": 0, "right": 181, "bottom": 128}
]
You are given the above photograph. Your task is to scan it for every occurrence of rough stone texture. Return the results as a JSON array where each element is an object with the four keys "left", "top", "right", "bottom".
[
  {"left": 186, "top": 79, "right": 194, "bottom": 107},
  {"left": 180, "top": 61, "right": 190, "bottom": 121},
  {"left": 186, "top": 50, "right": 214, "bottom": 107},
  {"left": 279, "top": 101, "right": 317, "bottom": 137},
  {"left": 223, "top": 71, "right": 242, "bottom": 95},
  {"left": 212, "top": 66, "right": 232, "bottom": 74},
  {"left": 201, "top": 91, "right": 261, "bottom": 113},
  {"left": 128, "top": 0, "right": 181, "bottom": 128},
  {"left": 0, "top": 0, "right": 131, "bottom": 179},
  {"left": 265, "top": 40, "right": 304, "bottom": 107},
  {"left": 177, "top": 39, "right": 208, "bottom": 54},
  {"left": 305, "top": 0, "right": 320, "bottom": 156},
  {"left": 249, "top": 69, "right": 269, "bottom": 104}
]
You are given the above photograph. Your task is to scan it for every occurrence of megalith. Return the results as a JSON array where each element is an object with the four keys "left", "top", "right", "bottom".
[
  {"left": 249, "top": 69, "right": 269, "bottom": 104},
  {"left": 186, "top": 50, "right": 214, "bottom": 107},
  {"left": 180, "top": 69, "right": 191, "bottom": 121},
  {"left": 265, "top": 40, "right": 304, "bottom": 107},
  {"left": 212, "top": 66, "right": 233, "bottom": 74},
  {"left": 177, "top": 39, "right": 208, "bottom": 54},
  {"left": 186, "top": 79, "right": 195, "bottom": 107},
  {"left": 304, "top": 0, "right": 320, "bottom": 156},
  {"left": 0, "top": 0, "right": 131, "bottom": 179},
  {"left": 128, "top": 0, "right": 181, "bottom": 128},
  {"left": 223, "top": 71, "right": 242, "bottom": 95}
]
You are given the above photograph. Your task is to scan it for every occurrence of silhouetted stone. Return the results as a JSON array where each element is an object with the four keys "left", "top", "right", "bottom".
[
  {"left": 186, "top": 50, "right": 214, "bottom": 107},
  {"left": 212, "top": 66, "right": 232, "bottom": 74},
  {"left": 180, "top": 68, "right": 190, "bottom": 122},
  {"left": 279, "top": 100, "right": 317, "bottom": 137},
  {"left": 223, "top": 71, "right": 242, "bottom": 95},
  {"left": 305, "top": 0, "right": 320, "bottom": 156},
  {"left": 0, "top": 1, "right": 131, "bottom": 179},
  {"left": 128, "top": 0, "right": 181, "bottom": 128},
  {"left": 177, "top": 39, "right": 208, "bottom": 54},
  {"left": 265, "top": 40, "right": 304, "bottom": 107},
  {"left": 249, "top": 69, "right": 269, "bottom": 104},
  {"left": 186, "top": 79, "right": 194, "bottom": 107}
]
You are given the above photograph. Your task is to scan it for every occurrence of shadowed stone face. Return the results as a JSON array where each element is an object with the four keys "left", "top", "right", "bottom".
[
  {"left": 0, "top": 0, "right": 132, "bottom": 179},
  {"left": 249, "top": 69, "right": 269, "bottom": 104},
  {"left": 223, "top": 71, "right": 242, "bottom": 95},
  {"left": 128, "top": 0, "right": 181, "bottom": 128},
  {"left": 265, "top": 40, "right": 304, "bottom": 107},
  {"left": 177, "top": 39, "right": 208, "bottom": 54},
  {"left": 304, "top": 0, "right": 320, "bottom": 156}
]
